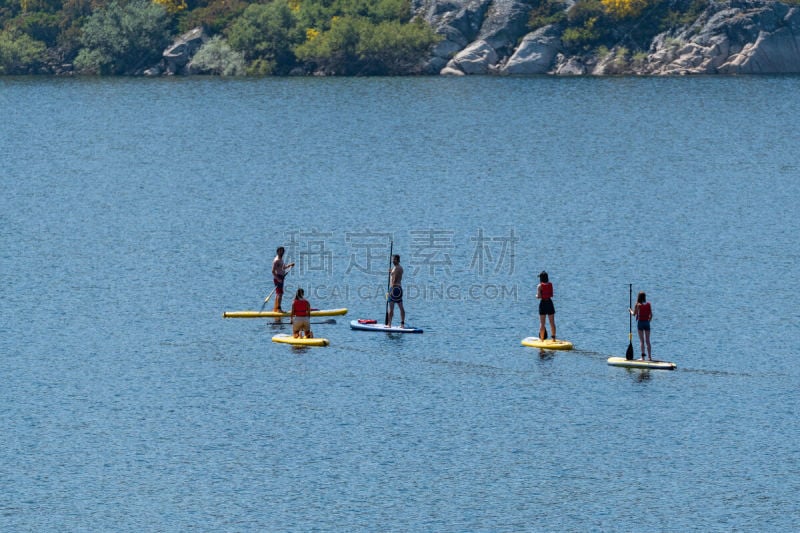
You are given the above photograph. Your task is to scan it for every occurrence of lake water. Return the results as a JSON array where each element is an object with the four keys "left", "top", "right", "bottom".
[{"left": 2, "top": 75, "right": 799, "bottom": 530}]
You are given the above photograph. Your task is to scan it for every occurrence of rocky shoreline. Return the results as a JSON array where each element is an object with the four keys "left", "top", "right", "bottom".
[
  {"left": 50, "top": 0, "right": 800, "bottom": 76},
  {"left": 414, "top": 0, "right": 800, "bottom": 75}
]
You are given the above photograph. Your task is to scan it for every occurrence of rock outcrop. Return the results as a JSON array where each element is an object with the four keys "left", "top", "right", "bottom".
[
  {"left": 413, "top": 0, "right": 800, "bottom": 75},
  {"left": 646, "top": 1, "right": 800, "bottom": 74},
  {"left": 500, "top": 24, "right": 563, "bottom": 75},
  {"left": 162, "top": 27, "right": 208, "bottom": 75},
  {"left": 413, "top": 0, "right": 535, "bottom": 74}
]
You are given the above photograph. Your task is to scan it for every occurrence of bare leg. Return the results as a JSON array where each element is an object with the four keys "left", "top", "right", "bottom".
[
  {"left": 637, "top": 329, "right": 646, "bottom": 359},
  {"left": 548, "top": 314, "right": 556, "bottom": 340},
  {"left": 398, "top": 302, "right": 405, "bottom": 327},
  {"left": 539, "top": 315, "right": 547, "bottom": 340},
  {"left": 274, "top": 293, "right": 282, "bottom": 313},
  {"left": 644, "top": 329, "right": 651, "bottom": 360},
  {"left": 387, "top": 302, "right": 394, "bottom": 326}
]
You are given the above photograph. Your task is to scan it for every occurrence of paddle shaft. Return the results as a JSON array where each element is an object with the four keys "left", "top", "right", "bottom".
[
  {"left": 384, "top": 241, "right": 393, "bottom": 325},
  {"left": 626, "top": 283, "right": 634, "bottom": 360}
]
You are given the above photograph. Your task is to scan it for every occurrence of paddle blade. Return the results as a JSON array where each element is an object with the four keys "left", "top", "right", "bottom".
[{"left": 626, "top": 342, "right": 634, "bottom": 360}]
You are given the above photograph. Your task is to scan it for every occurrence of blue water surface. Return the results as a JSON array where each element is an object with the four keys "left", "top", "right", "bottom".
[{"left": 2, "top": 75, "right": 799, "bottom": 530}]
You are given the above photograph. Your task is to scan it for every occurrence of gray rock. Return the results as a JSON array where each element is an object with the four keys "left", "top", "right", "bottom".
[
  {"left": 414, "top": 0, "right": 492, "bottom": 68},
  {"left": 416, "top": 0, "right": 800, "bottom": 75},
  {"left": 646, "top": 1, "right": 800, "bottom": 74},
  {"left": 500, "top": 24, "right": 562, "bottom": 74},
  {"left": 143, "top": 65, "right": 163, "bottom": 77},
  {"left": 163, "top": 27, "right": 207, "bottom": 75},
  {"left": 440, "top": 65, "right": 467, "bottom": 75},
  {"left": 719, "top": 7, "right": 800, "bottom": 72},
  {"left": 477, "top": 0, "right": 536, "bottom": 54},
  {"left": 553, "top": 54, "right": 588, "bottom": 75},
  {"left": 416, "top": 0, "right": 536, "bottom": 74},
  {"left": 445, "top": 39, "right": 498, "bottom": 74}
]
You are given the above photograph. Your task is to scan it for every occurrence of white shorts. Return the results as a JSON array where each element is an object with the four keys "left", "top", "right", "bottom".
[{"left": 292, "top": 317, "right": 310, "bottom": 334}]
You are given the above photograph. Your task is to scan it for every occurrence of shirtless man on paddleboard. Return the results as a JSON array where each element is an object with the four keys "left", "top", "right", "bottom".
[
  {"left": 387, "top": 254, "right": 405, "bottom": 328},
  {"left": 272, "top": 247, "right": 294, "bottom": 313}
]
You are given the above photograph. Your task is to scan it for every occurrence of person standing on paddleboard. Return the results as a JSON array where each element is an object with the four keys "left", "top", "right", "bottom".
[
  {"left": 271, "top": 247, "right": 294, "bottom": 313},
  {"left": 387, "top": 254, "right": 406, "bottom": 328},
  {"left": 536, "top": 271, "right": 557, "bottom": 341},
  {"left": 630, "top": 291, "right": 652, "bottom": 360},
  {"left": 291, "top": 288, "right": 313, "bottom": 338}
]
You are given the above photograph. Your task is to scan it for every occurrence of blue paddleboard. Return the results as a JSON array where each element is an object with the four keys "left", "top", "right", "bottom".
[{"left": 350, "top": 320, "right": 423, "bottom": 334}]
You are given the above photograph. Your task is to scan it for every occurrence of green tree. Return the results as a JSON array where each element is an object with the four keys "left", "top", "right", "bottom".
[
  {"left": 294, "top": 15, "right": 363, "bottom": 74},
  {"left": 10, "top": 11, "right": 61, "bottom": 46},
  {"left": 0, "top": 28, "right": 46, "bottom": 73},
  {"left": 74, "top": 0, "right": 171, "bottom": 74},
  {"left": 177, "top": 0, "right": 248, "bottom": 35},
  {"left": 601, "top": 0, "right": 648, "bottom": 19},
  {"left": 331, "top": 0, "right": 410, "bottom": 21},
  {"left": 356, "top": 18, "right": 439, "bottom": 74},
  {"left": 226, "top": 0, "right": 302, "bottom": 75},
  {"left": 189, "top": 34, "right": 244, "bottom": 75},
  {"left": 295, "top": 14, "right": 437, "bottom": 75}
]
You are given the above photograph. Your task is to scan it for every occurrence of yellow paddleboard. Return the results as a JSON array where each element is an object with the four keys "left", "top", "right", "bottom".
[
  {"left": 272, "top": 334, "right": 329, "bottom": 347},
  {"left": 224, "top": 308, "right": 348, "bottom": 318},
  {"left": 521, "top": 337, "right": 574, "bottom": 350}
]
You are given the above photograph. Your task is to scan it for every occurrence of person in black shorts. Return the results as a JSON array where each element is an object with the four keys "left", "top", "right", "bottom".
[
  {"left": 387, "top": 254, "right": 405, "bottom": 328},
  {"left": 536, "top": 271, "right": 556, "bottom": 340},
  {"left": 630, "top": 291, "right": 653, "bottom": 360}
]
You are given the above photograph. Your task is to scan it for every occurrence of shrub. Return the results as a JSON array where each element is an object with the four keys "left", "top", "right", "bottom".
[
  {"left": 74, "top": 0, "right": 172, "bottom": 74},
  {"left": 528, "top": 0, "right": 568, "bottom": 30},
  {"left": 177, "top": 0, "right": 247, "bottom": 34},
  {"left": 10, "top": 12, "right": 61, "bottom": 47},
  {"left": 295, "top": 14, "right": 437, "bottom": 75},
  {"left": 0, "top": 28, "right": 46, "bottom": 73},
  {"left": 226, "top": 0, "right": 302, "bottom": 74},
  {"left": 294, "top": 15, "right": 362, "bottom": 74},
  {"left": 601, "top": 0, "right": 649, "bottom": 19},
  {"left": 356, "top": 18, "right": 439, "bottom": 75},
  {"left": 189, "top": 34, "right": 244, "bottom": 75}
]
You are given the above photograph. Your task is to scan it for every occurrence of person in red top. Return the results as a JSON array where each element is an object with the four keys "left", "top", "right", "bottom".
[
  {"left": 630, "top": 291, "right": 652, "bottom": 360},
  {"left": 291, "top": 288, "right": 313, "bottom": 338},
  {"left": 536, "top": 271, "right": 557, "bottom": 340}
]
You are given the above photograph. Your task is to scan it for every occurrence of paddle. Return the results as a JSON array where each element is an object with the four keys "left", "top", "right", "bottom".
[
  {"left": 626, "top": 283, "right": 634, "bottom": 360},
  {"left": 384, "top": 240, "right": 393, "bottom": 326},
  {"left": 260, "top": 264, "right": 293, "bottom": 311}
]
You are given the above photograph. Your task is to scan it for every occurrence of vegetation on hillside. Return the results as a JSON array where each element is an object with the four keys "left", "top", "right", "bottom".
[
  {"left": 0, "top": 0, "right": 440, "bottom": 75},
  {"left": 528, "top": 0, "right": 709, "bottom": 54},
  {"left": 1, "top": 0, "right": 719, "bottom": 76}
]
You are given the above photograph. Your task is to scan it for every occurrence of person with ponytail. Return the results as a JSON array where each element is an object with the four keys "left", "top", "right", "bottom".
[
  {"left": 536, "top": 271, "right": 557, "bottom": 341},
  {"left": 630, "top": 291, "right": 653, "bottom": 360},
  {"left": 291, "top": 288, "right": 313, "bottom": 339}
]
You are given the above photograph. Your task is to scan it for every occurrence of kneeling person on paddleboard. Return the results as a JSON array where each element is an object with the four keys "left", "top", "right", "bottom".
[
  {"left": 536, "top": 271, "right": 557, "bottom": 341},
  {"left": 291, "top": 288, "right": 313, "bottom": 338},
  {"left": 630, "top": 291, "right": 652, "bottom": 360}
]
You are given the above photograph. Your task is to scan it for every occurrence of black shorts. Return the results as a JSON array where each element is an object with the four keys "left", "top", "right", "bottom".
[
  {"left": 539, "top": 298, "right": 555, "bottom": 315},
  {"left": 637, "top": 320, "right": 650, "bottom": 331},
  {"left": 389, "top": 286, "right": 403, "bottom": 303}
]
